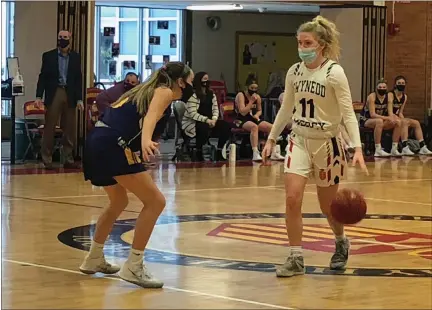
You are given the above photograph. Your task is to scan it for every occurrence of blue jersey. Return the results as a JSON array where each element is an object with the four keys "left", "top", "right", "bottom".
[
  {"left": 360, "top": 92, "right": 388, "bottom": 120},
  {"left": 100, "top": 97, "right": 142, "bottom": 151},
  {"left": 388, "top": 91, "right": 405, "bottom": 115}
]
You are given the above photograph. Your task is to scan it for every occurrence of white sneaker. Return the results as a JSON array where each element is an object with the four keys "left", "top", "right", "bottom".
[
  {"left": 419, "top": 145, "right": 432, "bottom": 155},
  {"left": 374, "top": 149, "right": 391, "bottom": 157},
  {"left": 79, "top": 255, "right": 120, "bottom": 275},
  {"left": 391, "top": 148, "right": 402, "bottom": 157},
  {"left": 118, "top": 263, "right": 164, "bottom": 288},
  {"left": 270, "top": 145, "right": 285, "bottom": 160},
  {"left": 401, "top": 146, "right": 415, "bottom": 156},
  {"left": 252, "top": 151, "right": 262, "bottom": 161}
]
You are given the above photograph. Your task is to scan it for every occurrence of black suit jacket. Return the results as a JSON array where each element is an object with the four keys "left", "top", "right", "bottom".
[{"left": 36, "top": 48, "right": 83, "bottom": 107}]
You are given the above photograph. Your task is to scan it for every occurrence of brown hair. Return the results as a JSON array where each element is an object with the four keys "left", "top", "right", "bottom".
[
  {"left": 114, "top": 61, "right": 192, "bottom": 115},
  {"left": 297, "top": 15, "right": 341, "bottom": 61},
  {"left": 245, "top": 73, "right": 258, "bottom": 87}
]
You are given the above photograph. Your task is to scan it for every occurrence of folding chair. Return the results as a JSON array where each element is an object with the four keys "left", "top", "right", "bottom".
[{"left": 22, "top": 101, "right": 63, "bottom": 161}]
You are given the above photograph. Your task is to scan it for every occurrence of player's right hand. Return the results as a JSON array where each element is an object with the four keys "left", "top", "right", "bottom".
[
  {"left": 142, "top": 140, "right": 159, "bottom": 162},
  {"left": 34, "top": 99, "right": 43, "bottom": 109},
  {"left": 262, "top": 140, "right": 275, "bottom": 165}
]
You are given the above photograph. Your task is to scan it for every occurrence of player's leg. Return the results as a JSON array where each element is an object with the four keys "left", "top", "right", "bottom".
[
  {"left": 258, "top": 121, "right": 284, "bottom": 160},
  {"left": 383, "top": 118, "right": 402, "bottom": 156},
  {"left": 114, "top": 171, "right": 165, "bottom": 288},
  {"left": 242, "top": 121, "right": 261, "bottom": 161},
  {"left": 313, "top": 136, "right": 350, "bottom": 270},
  {"left": 401, "top": 118, "right": 432, "bottom": 155},
  {"left": 364, "top": 118, "right": 390, "bottom": 157},
  {"left": 276, "top": 134, "right": 311, "bottom": 277},
  {"left": 79, "top": 183, "right": 128, "bottom": 274}
]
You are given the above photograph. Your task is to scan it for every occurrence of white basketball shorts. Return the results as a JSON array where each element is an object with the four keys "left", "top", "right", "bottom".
[{"left": 284, "top": 132, "right": 347, "bottom": 187}]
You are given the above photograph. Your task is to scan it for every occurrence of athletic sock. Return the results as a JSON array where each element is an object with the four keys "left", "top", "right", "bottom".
[
  {"left": 392, "top": 142, "right": 398, "bottom": 150},
  {"left": 290, "top": 246, "right": 303, "bottom": 257},
  {"left": 375, "top": 144, "right": 381, "bottom": 150},
  {"left": 402, "top": 140, "right": 408, "bottom": 148},
  {"left": 88, "top": 240, "right": 104, "bottom": 258},
  {"left": 335, "top": 233, "right": 347, "bottom": 242},
  {"left": 126, "top": 248, "right": 144, "bottom": 266},
  {"left": 419, "top": 140, "right": 425, "bottom": 148}
]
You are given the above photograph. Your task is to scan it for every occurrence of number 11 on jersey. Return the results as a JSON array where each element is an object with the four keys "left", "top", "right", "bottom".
[{"left": 300, "top": 98, "right": 315, "bottom": 118}]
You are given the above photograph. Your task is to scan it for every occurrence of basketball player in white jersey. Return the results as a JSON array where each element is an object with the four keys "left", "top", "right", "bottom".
[{"left": 262, "top": 16, "right": 367, "bottom": 277}]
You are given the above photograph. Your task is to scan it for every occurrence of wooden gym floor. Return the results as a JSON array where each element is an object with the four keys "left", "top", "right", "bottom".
[{"left": 1, "top": 156, "right": 431, "bottom": 309}]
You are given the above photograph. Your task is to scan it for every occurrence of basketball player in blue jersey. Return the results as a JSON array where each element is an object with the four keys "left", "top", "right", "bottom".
[
  {"left": 79, "top": 62, "right": 194, "bottom": 288},
  {"left": 359, "top": 80, "right": 402, "bottom": 157},
  {"left": 389, "top": 76, "right": 432, "bottom": 156},
  {"left": 262, "top": 16, "right": 368, "bottom": 277}
]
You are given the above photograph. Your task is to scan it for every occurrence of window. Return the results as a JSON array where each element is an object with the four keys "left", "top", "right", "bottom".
[
  {"left": 94, "top": 6, "right": 183, "bottom": 88},
  {"left": 149, "top": 9, "right": 177, "bottom": 18},
  {"left": 1, "top": 1, "right": 15, "bottom": 117}
]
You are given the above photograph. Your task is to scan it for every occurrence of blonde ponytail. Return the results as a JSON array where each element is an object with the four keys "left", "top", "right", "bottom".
[{"left": 297, "top": 15, "right": 341, "bottom": 62}]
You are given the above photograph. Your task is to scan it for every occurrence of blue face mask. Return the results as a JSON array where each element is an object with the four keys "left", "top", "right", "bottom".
[{"left": 298, "top": 47, "right": 318, "bottom": 64}]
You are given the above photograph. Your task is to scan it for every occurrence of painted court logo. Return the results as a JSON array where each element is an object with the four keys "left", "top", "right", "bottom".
[
  {"left": 207, "top": 223, "right": 432, "bottom": 260},
  {"left": 57, "top": 212, "right": 432, "bottom": 278}
]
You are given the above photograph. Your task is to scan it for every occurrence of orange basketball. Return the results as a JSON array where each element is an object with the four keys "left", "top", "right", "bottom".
[{"left": 330, "top": 188, "right": 367, "bottom": 225}]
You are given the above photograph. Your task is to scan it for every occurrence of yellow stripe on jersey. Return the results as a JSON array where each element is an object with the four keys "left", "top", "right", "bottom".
[
  {"left": 124, "top": 147, "right": 142, "bottom": 165},
  {"left": 111, "top": 97, "right": 130, "bottom": 109}
]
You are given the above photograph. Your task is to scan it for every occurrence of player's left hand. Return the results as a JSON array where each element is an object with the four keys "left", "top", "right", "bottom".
[
  {"left": 352, "top": 148, "right": 368, "bottom": 176},
  {"left": 142, "top": 139, "right": 159, "bottom": 162}
]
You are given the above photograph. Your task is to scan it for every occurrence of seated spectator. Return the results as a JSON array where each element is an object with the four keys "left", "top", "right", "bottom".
[
  {"left": 359, "top": 79, "right": 402, "bottom": 157},
  {"left": 182, "top": 71, "right": 232, "bottom": 161},
  {"left": 389, "top": 75, "right": 432, "bottom": 155},
  {"left": 235, "top": 74, "right": 284, "bottom": 161},
  {"left": 95, "top": 72, "right": 140, "bottom": 113}
]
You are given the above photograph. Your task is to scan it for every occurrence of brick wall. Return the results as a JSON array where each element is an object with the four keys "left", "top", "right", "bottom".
[{"left": 385, "top": 1, "right": 432, "bottom": 122}]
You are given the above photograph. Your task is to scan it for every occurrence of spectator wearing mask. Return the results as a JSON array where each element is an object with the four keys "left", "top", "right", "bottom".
[
  {"left": 359, "top": 79, "right": 402, "bottom": 157},
  {"left": 35, "top": 30, "right": 83, "bottom": 169},
  {"left": 96, "top": 72, "right": 140, "bottom": 113},
  {"left": 235, "top": 74, "right": 284, "bottom": 161},
  {"left": 182, "top": 72, "right": 232, "bottom": 161},
  {"left": 389, "top": 76, "right": 432, "bottom": 156}
]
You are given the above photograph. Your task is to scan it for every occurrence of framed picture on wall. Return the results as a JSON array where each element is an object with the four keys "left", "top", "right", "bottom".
[
  {"left": 149, "top": 36, "right": 161, "bottom": 45},
  {"left": 145, "top": 55, "right": 152, "bottom": 70},
  {"left": 157, "top": 21, "right": 169, "bottom": 30},
  {"left": 170, "top": 34, "right": 177, "bottom": 48}
]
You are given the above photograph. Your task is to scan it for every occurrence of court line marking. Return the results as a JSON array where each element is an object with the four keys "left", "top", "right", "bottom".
[
  {"left": 3, "top": 259, "right": 294, "bottom": 310},
  {"left": 3, "top": 178, "right": 431, "bottom": 201}
]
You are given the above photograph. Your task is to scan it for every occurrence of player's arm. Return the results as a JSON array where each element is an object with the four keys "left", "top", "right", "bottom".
[
  {"left": 398, "top": 94, "right": 407, "bottom": 118},
  {"left": 141, "top": 87, "right": 173, "bottom": 150},
  {"left": 236, "top": 92, "right": 252, "bottom": 116},
  {"left": 254, "top": 95, "right": 262, "bottom": 119},
  {"left": 386, "top": 92, "right": 397, "bottom": 119},
  {"left": 267, "top": 68, "right": 295, "bottom": 143},
  {"left": 328, "top": 65, "right": 362, "bottom": 149}
]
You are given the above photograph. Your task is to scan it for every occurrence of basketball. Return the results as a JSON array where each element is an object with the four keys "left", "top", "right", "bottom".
[{"left": 330, "top": 188, "right": 367, "bottom": 225}]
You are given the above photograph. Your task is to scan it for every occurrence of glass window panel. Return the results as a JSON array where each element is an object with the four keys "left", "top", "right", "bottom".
[
  {"left": 149, "top": 9, "right": 177, "bottom": 18},
  {"left": 119, "top": 7, "right": 138, "bottom": 18},
  {"left": 148, "top": 20, "right": 177, "bottom": 56},
  {"left": 119, "top": 21, "right": 138, "bottom": 55},
  {"left": 101, "top": 6, "right": 116, "bottom": 18}
]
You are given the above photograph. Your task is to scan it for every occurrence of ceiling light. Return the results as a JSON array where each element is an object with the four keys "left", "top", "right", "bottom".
[{"left": 186, "top": 4, "right": 243, "bottom": 11}]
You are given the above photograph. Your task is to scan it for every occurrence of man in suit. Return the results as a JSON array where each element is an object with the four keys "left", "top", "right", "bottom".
[{"left": 35, "top": 30, "right": 83, "bottom": 169}]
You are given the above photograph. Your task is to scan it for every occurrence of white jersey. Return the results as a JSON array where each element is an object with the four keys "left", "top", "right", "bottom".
[{"left": 269, "top": 59, "right": 361, "bottom": 147}]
